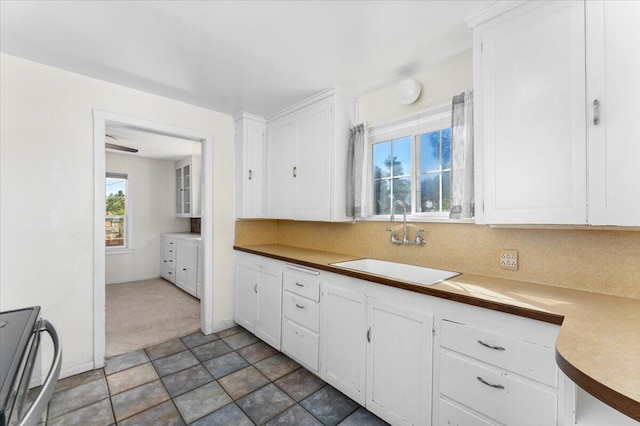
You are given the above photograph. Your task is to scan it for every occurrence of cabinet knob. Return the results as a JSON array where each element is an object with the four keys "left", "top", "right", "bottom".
[{"left": 183, "top": 268, "right": 187, "bottom": 271}]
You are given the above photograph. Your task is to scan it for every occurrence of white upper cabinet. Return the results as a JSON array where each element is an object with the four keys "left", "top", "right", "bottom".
[
  {"left": 235, "top": 112, "right": 265, "bottom": 219},
  {"left": 586, "top": 1, "right": 640, "bottom": 226},
  {"left": 175, "top": 156, "right": 201, "bottom": 218},
  {"left": 265, "top": 87, "right": 353, "bottom": 222},
  {"left": 474, "top": 1, "right": 587, "bottom": 225}
]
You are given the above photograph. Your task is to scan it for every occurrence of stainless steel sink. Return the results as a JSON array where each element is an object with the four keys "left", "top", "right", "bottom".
[{"left": 331, "top": 258, "right": 459, "bottom": 286}]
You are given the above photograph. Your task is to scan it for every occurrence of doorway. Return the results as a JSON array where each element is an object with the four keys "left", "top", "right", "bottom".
[{"left": 93, "top": 110, "right": 214, "bottom": 367}]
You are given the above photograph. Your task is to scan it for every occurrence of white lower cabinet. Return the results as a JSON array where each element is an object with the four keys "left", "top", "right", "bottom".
[
  {"left": 321, "top": 283, "right": 367, "bottom": 405},
  {"left": 366, "top": 299, "right": 433, "bottom": 426},
  {"left": 161, "top": 234, "right": 200, "bottom": 299},
  {"left": 320, "top": 280, "right": 432, "bottom": 425},
  {"left": 234, "top": 253, "right": 283, "bottom": 350},
  {"left": 436, "top": 308, "right": 570, "bottom": 426},
  {"left": 234, "top": 253, "right": 573, "bottom": 426},
  {"left": 176, "top": 240, "right": 198, "bottom": 297},
  {"left": 280, "top": 264, "right": 321, "bottom": 371}
]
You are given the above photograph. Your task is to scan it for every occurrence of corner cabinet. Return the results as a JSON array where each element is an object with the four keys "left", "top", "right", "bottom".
[
  {"left": 234, "top": 112, "right": 265, "bottom": 219},
  {"left": 175, "top": 156, "right": 201, "bottom": 218},
  {"left": 473, "top": 0, "right": 640, "bottom": 226},
  {"left": 265, "top": 88, "right": 354, "bottom": 222}
]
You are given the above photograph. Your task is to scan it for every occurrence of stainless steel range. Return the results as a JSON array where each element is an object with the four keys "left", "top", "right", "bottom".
[{"left": 0, "top": 307, "right": 61, "bottom": 426}]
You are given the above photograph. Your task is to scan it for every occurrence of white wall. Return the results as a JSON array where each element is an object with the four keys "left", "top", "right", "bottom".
[
  {"left": 105, "top": 153, "right": 190, "bottom": 284},
  {"left": 0, "top": 53, "right": 236, "bottom": 376},
  {"left": 357, "top": 51, "right": 472, "bottom": 124}
]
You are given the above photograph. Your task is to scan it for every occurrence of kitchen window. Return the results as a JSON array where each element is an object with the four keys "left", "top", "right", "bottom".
[
  {"left": 105, "top": 172, "right": 129, "bottom": 250},
  {"left": 368, "top": 103, "right": 457, "bottom": 220}
]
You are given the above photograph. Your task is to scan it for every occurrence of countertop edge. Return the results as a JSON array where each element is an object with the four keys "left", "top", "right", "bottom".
[
  {"left": 234, "top": 244, "right": 640, "bottom": 422},
  {"left": 556, "top": 349, "right": 640, "bottom": 422}
]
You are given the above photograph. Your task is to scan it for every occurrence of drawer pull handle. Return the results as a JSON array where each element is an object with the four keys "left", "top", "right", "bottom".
[
  {"left": 295, "top": 282, "right": 304, "bottom": 287},
  {"left": 367, "top": 327, "right": 371, "bottom": 343},
  {"left": 477, "top": 376, "right": 504, "bottom": 389},
  {"left": 254, "top": 284, "right": 258, "bottom": 294},
  {"left": 478, "top": 340, "right": 505, "bottom": 351},
  {"left": 295, "top": 303, "right": 305, "bottom": 309}
]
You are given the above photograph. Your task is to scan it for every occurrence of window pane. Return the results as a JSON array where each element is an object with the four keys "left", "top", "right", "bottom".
[
  {"left": 105, "top": 217, "right": 125, "bottom": 247},
  {"left": 392, "top": 137, "right": 411, "bottom": 176},
  {"left": 106, "top": 178, "right": 126, "bottom": 215},
  {"left": 420, "top": 174, "right": 440, "bottom": 212},
  {"left": 442, "top": 128, "right": 451, "bottom": 169},
  {"left": 392, "top": 177, "right": 412, "bottom": 211},
  {"left": 419, "top": 132, "right": 441, "bottom": 172},
  {"left": 442, "top": 171, "right": 451, "bottom": 212},
  {"left": 373, "top": 179, "right": 390, "bottom": 214},
  {"left": 373, "top": 142, "right": 391, "bottom": 179}
]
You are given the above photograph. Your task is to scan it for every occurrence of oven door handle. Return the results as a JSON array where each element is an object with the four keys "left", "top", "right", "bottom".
[{"left": 19, "top": 320, "right": 62, "bottom": 426}]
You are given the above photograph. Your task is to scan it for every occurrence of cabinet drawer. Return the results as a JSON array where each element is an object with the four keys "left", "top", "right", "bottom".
[
  {"left": 283, "top": 272, "right": 320, "bottom": 302},
  {"left": 440, "top": 352, "right": 557, "bottom": 426},
  {"left": 441, "top": 320, "right": 557, "bottom": 387},
  {"left": 283, "top": 291, "right": 319, "bottom": 333},
  {"left": 164, "top": 240, "right": 177, "bottom": 259},
  {"left": 439, "top": 398, "right": 496, "bottom": 426},
  {"left": 282, "top": 319, "right": 319, "bottom": 371},
  {"left": 162, "top": 257, "right": 175, "bottom": 271},
  {"left": 163, "top": 265, "right": 176, "bottom": 283}
]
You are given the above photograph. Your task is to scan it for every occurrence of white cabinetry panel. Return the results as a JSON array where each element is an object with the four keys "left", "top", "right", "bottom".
[
  {"left": 478, "top": 0, "right": 587, "bottom": 224},
  {"left": 235, "top": 113, "right": 265, "bottom": 219},
  {"left": 265, "top": 119, "right": 297, "bottom": 219},
  {"left": 366, "top": 298, "right": 433, "bottom": 426},
  {"left": 321, "top": 283, "right": 367, "bottom": 405},
  {"left": 587, "top": 0, "right": 640, "bottom": 226}
]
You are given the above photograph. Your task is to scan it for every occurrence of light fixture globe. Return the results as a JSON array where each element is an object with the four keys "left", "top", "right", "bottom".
[{"left": 397, "top": 79, "right": 422, "bottom": 105}]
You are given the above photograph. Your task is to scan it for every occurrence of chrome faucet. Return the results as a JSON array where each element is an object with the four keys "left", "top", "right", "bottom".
[{"left": 386, "top": 200, "right": 426, "bottom": 246}]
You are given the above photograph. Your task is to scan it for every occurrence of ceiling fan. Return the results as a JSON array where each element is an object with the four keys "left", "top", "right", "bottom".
[{"left": 105, "top": 134, "right": 138, "bottom": 153}]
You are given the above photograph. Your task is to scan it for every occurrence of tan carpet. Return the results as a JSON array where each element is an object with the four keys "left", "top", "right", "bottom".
[{"left": 106, "top": 278, "right": 200, "bottom": 358}]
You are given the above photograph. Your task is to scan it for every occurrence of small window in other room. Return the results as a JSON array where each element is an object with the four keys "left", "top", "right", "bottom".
[{"left": 106, "top": 173, "right": 128, "bottom": 249}]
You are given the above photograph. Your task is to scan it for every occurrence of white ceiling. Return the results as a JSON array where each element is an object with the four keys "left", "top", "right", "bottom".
[
  {"left": 0, "top": 0, "right": 495, "bottom": 117},
  {"left": 106, "top": 124, "right": 201, "bottom": 162}
]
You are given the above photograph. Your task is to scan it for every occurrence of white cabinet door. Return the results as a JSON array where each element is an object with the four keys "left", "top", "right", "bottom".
[
  {"left": 234, "top": 262, "right": 257, "bottom": 331},
  {"left": 265, "top": 119, "right": 297, "bottom": 219},
  {"left": 366, "top": 298, "right": 433, "bottom": 426},
  {"left": 235, "top": 114, "right": 265, "bottom": 219},
  {"left": 587, "top": 1, "right": 640, "bottom": 226},
  {"left": 176, "top": 241, "right": 198, "bottom": 297},
  {"left": 320, "top": 284, "right": 367, "bottom": 405},
  {"left": 479, "top": 1, "right": 587, "bottom": 224},
  {"left": 295, "top": 101, "right": 332, "bottom": 221},
  {"left": 255, "top": 266, "right": 282, "bottom": 350}
]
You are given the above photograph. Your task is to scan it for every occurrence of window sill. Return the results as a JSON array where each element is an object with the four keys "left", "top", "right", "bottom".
[
  {"left": 360, "top": 216, "right": 475, "bottom": 224},
  {"left": 106, "top": 248, "right": 134, "bottom": 255}
]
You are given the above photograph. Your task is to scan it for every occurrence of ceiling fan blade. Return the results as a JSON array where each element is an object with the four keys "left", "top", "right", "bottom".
[{"left": 106, "top": 142, "right": 139, "bottom": 153}]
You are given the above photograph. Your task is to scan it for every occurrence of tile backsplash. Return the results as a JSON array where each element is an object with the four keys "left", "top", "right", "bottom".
[{"left": 235, "top": 219, "right": 640, "bottom": 300}]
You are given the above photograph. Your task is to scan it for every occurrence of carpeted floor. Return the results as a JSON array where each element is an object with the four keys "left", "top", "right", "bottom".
[{"left": 106, "top": 278, "right": 200, "bottom": 358}]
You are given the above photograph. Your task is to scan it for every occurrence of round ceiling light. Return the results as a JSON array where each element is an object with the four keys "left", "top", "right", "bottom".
[{"left": 397, "top": 79, "right": 422, "bottom": 105}]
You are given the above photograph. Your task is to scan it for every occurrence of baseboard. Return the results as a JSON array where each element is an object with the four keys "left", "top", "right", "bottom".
[
  {"left": 29, "top": 361, "right": 94, "bottom": 389},
  {"left": 211, "top": 318, "right": 237, "bottom": 334},
  {"left": 106, "top": 275, "right": 161, "bottom": 285}
]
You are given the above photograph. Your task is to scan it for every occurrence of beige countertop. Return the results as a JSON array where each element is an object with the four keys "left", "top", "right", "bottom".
[
  {"left": 234, "top": 243, "right": 640, "bottom": 421},
  {"left": 162, "top": 232, "right": 202, "bottom": 242}
]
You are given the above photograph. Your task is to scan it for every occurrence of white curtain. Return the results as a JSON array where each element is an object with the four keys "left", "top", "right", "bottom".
[
  {"left": 346, "top": 124, "right": 367, "bottom": 218},
  {"left": 450, "top": 90, "right": 474, "bottom": 219}
]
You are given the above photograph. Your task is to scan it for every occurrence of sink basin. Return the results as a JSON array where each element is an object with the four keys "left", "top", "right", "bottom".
[{"left": 330, "top": 259, "right": 459, "bottom": 286}]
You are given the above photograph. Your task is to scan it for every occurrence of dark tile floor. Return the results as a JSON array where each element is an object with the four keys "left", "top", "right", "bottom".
[{"left": 39, "top": 325, "right": 389, "bottom": 425}]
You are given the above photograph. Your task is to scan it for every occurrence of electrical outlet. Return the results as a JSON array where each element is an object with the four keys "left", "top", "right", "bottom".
[{"left": 500, "top": 249, "right": 518, "bottom": 271}]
